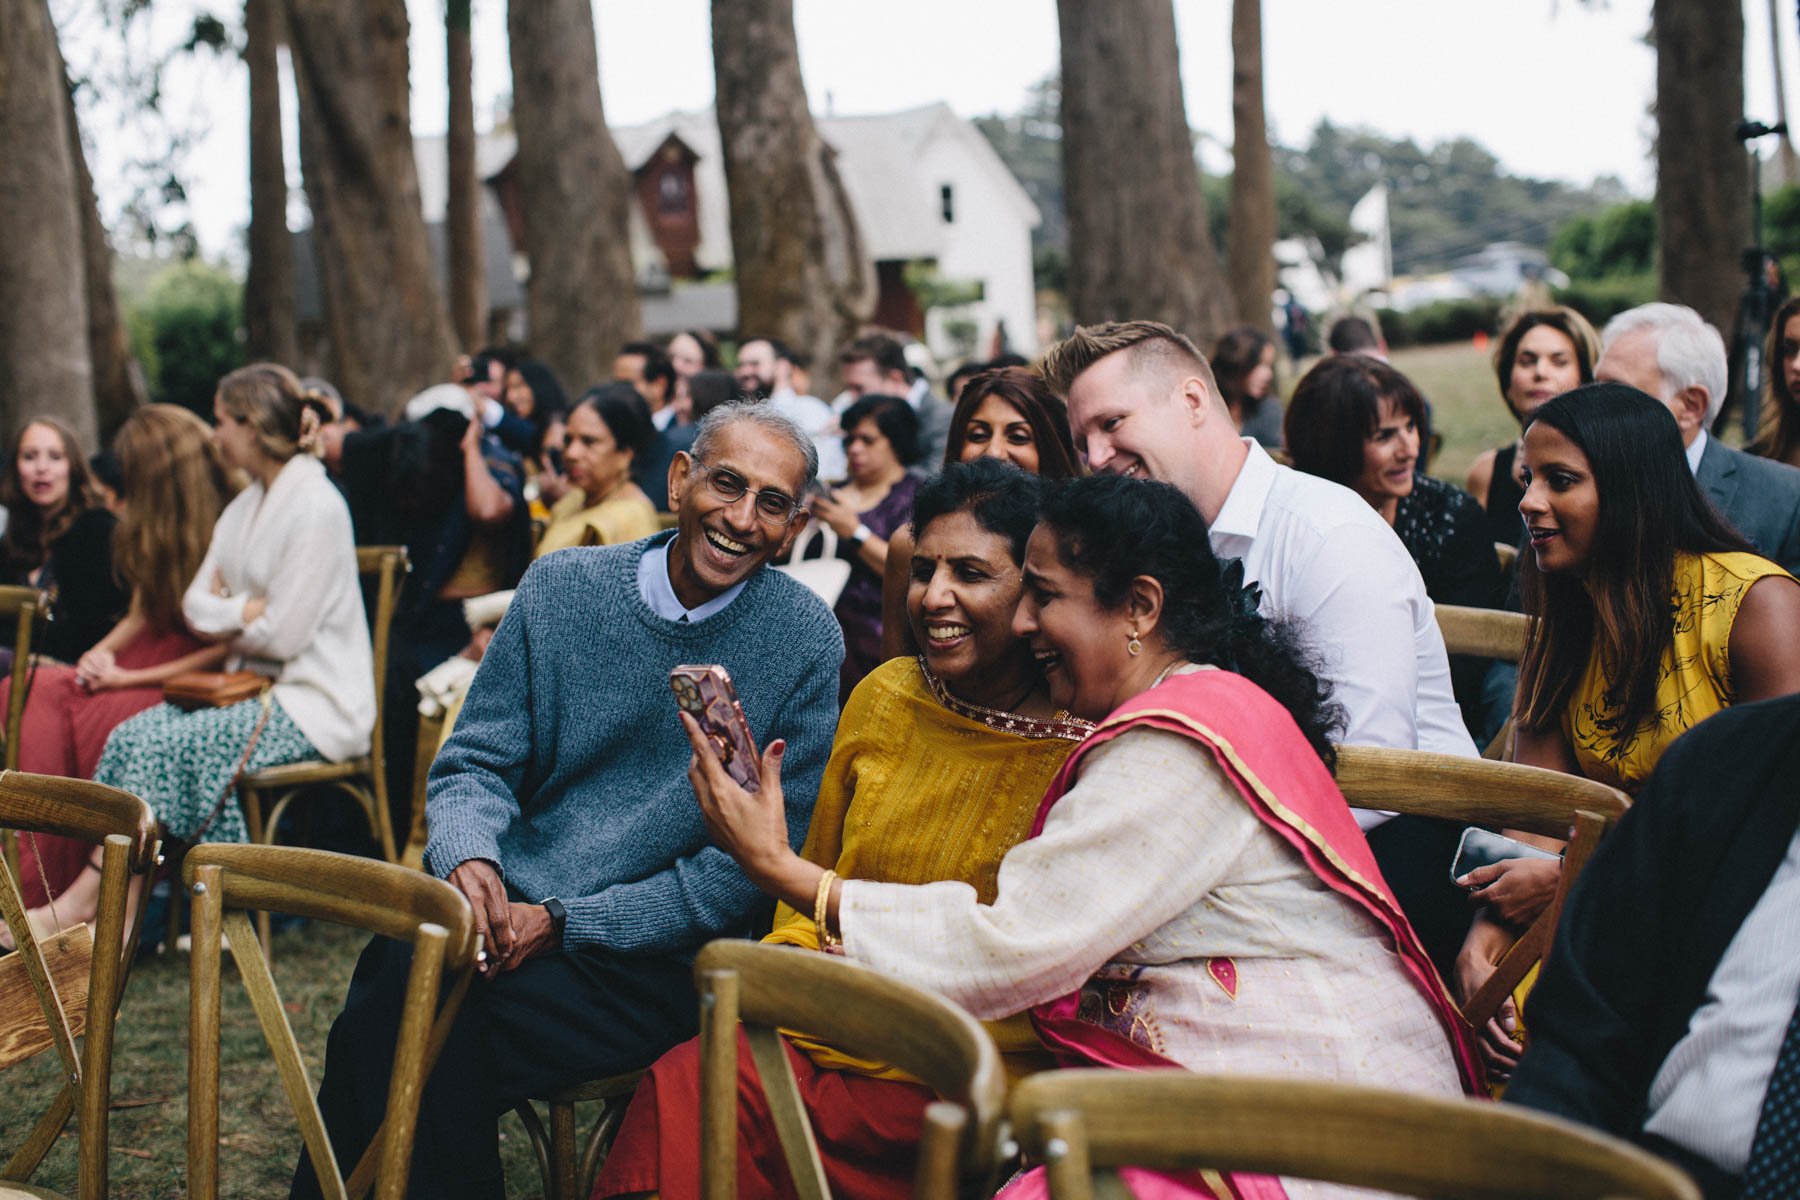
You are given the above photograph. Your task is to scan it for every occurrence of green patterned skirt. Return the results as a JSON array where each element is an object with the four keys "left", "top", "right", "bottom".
[{"left": 93, "top": 697, "right": 317, "bottom": 844}]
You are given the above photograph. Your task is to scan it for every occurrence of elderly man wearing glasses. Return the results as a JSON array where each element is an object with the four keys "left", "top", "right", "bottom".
[{"left": 295, "top": 402, "right": 843, "bottom": 1200}]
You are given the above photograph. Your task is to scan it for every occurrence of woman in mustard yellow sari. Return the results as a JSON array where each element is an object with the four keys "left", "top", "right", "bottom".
[{"left": 595, "top": 458, "right": 1089, "bottom": 1200}]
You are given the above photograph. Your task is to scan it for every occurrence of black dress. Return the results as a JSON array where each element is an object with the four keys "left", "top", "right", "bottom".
[
  {"left": 1393, "top": 475, "right": 1505, "bottom": 736},
  {"left": 0, "top": 508, "right": 128, "bottom": 663},
  {"left": 1482, "top": 442, "right": 1527, "bottom": 550}
]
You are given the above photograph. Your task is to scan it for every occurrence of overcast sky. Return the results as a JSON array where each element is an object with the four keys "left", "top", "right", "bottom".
[{"left": 59, "top": 0, "right": 1800, "bottom": 262}]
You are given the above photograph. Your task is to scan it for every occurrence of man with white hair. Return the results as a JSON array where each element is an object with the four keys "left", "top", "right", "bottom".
[{"left": 1596, "top": 303, "right": 1800, "bottom": 574}]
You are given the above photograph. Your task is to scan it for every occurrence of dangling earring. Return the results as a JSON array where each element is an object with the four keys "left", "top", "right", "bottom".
[{"left": 1127, "top": 629, "right": 1143, "bottom": 657}]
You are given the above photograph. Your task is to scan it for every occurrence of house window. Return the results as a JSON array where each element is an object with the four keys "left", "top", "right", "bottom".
[{"left": 940, "top": 183, "right": 955, "bottom": 224}]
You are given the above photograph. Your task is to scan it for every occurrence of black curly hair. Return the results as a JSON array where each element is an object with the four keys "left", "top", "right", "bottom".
[
  {"left": 1037, "top": 473, "right": 1346, "bottom": 768},
  {"left": 910, "top": 457, "right": 1045, "bottom": 564}
]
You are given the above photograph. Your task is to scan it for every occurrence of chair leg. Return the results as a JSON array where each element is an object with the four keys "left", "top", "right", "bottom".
[{"left": 551, "top": 1099, "right": 578, "bottom": 1200}]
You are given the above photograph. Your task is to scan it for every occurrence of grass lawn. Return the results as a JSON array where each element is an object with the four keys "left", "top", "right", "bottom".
[
  {"left": 0, "top": 916, "right": 560, "bottom": 1199},
  {"left": 0, "top": 339, "right": 1511, "bottom": 1199}
]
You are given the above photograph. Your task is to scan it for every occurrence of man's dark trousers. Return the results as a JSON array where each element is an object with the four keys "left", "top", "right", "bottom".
[{"left": 290, "top": 933, "right": 698, "bottom": 1200}]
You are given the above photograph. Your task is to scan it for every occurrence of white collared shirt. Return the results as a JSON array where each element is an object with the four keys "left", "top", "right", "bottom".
[
  {"left": 1687, "top": 427, "right": 1708, "bottom": 476},
  {"left": 1644, "top": 824, "right": 1800, "bottom": 1174},
  {"left": 637, "top": 538, "right": 747, "bottom": 623},
  {"left": 1210, "top": 442, "right": 1477, "bottom": 828}
]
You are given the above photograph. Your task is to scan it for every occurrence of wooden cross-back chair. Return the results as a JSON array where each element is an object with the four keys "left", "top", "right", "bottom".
[
  {"left": 236, "top": 546, "right": 409, "bottom": 950},
  {"left": 0, "top": 772, "right": 158, "bottom": 1200},
  {"left": 1433, "top": 604, "right": 1530, "bottom": 760},
  {"left": 182, "top": 844, "right": 478, "bottom": 1200},
  {"left": 1333, "top": 745, "right": 1628, "bottom": 1042},
  {"left": 695, "top": 939, "right": 1008, "bottom": 1200},
  {"left": 0, "top": 586, "right": 47, "bottom": 883},
  {"left": 1009, "top": 1070, "right": 1701, "bottom": 1200}
]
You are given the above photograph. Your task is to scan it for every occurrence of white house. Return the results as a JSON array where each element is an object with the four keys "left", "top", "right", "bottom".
[{"left": 406, "top": 103, "right": 1042, "bottom": 360}]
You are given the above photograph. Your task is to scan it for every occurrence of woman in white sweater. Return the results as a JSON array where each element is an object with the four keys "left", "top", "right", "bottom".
[{"left": 93, "top": 363, "right": 374, "bottom": 847}]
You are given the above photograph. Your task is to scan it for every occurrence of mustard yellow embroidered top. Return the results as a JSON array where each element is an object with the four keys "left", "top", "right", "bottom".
[
  {"left": 766, "top": 656, "right": 1087, "bottom": 1080},
  {"left": 1565, "top": 551, "right": 1791, "bottom": 794},
  {"left": 533, "top": 480, "right": 660, "bottom": 558}
]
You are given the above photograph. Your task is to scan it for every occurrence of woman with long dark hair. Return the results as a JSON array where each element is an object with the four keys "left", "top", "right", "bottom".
[
  {"left": 686, "top": 473, "right": 1479, "bottom": 1199},
  {"left": 1456, "top": 383, "right": 1800, "bottom": 1077},
  {"left": 1750, "top": 292, "right": 1800, "bottom": 468},
  {"left": 0, "top": 417, "right": 127, "bottom": 663}
]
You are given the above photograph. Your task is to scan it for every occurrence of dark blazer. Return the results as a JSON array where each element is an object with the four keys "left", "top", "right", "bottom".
[
  {"left": 1508, "top": 694, "right": 1800, "bottom": 1178},
  {"left": 1697, "top": 437, "right": 1800, "bottom": 575}
]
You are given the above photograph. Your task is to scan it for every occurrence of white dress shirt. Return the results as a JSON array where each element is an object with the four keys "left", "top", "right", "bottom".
[
  {"left": 1643, "top": 824, "right": 1800, "bottom": 1174},
  {"left": 1210, "top": 442, "right": 1477, "bottom": 828},
  {"left": 1686, "top": 427, "right": 1708, "bottom": 476}
]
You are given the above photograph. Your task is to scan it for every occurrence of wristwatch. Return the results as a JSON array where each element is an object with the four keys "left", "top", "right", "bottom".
[
  {"left": 849, "top": 523, "right": 874, "bottom": 548},
  {"left": 541, "top": 896, "right": 568, "bottom": 939}
]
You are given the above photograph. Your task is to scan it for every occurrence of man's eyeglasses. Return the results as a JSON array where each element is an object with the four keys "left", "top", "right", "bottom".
[{"left": 691, "top": 461, "right": 805, "bottom": 524}]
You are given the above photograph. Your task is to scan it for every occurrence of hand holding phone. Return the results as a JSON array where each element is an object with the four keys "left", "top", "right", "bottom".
[
  {"left": 670, "top": 664, "right": 762, "bottom": 792},
  {"left": 1450, "top": 827, "right": 1559, "bottom": 886}
]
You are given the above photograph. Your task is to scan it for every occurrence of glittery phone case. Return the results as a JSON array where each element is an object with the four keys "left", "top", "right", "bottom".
[{"left": 669, "top": 664, "right": 762, "bottom": 792}]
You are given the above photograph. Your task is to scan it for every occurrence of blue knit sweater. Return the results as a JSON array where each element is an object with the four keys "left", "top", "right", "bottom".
[{"left": 424, "top": 532, "right": 843, "bottom": 955}]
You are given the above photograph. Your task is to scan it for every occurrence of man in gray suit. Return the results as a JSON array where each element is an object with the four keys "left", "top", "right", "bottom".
[
  {"left": 1596, "top": 303, "right": 1800, "bottom": 574},
  {"left": 836, "top": 333, "right": 952, "bottom": 469}
]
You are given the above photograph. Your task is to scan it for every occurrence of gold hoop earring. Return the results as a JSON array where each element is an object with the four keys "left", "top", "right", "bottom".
[{"left": 1127, "top": 630, "right": 1143, "bottom": 657}]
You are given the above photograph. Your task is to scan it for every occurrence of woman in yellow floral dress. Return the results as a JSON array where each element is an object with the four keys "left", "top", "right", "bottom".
[{"left": 1458, "top": 382, "right": 1800, "bottom": 1079}]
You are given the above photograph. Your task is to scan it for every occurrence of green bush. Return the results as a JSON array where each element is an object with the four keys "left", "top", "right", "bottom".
[
  {"left": 1376, "top": 297, "right": 1505, "bottom": 348},
  {"left": 1550, "top": 200, "right": 1655, "bottom": 280},
  {"left": 126, "top": 260, "right": 243, "bottom": 418},
  {"left": 1552, "top": 273, "right": 1658, "bottom": 327}
]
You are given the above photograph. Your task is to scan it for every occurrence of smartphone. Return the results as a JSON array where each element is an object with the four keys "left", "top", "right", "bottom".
[
  {"left": 669, "top": 664, "right": 762, "bottom": 793},
  {"left": 1450, "top": 827, "right": 1559, "bottom": 885},
  {"left": 806, "top": 479, "right": 834, "bottom": 502}
]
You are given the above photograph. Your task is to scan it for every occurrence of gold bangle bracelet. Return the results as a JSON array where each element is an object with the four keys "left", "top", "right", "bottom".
[{"left": 814, "top": 868, "right": 840, "bottom": 948}]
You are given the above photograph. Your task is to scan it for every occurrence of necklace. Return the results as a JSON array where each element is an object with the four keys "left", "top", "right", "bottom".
[{"left": 918, "top": 658, "right": 1095, "bottom": 741}]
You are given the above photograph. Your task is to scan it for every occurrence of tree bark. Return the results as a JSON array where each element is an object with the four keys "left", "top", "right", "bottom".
[
  {"left": 285, "top": 0, "right": 455, "bottom": 416},
  {"left": 1057, "top": 0, "right": 1230, "bottom": 345},
  {"left": 711, "top": 0, "right": 873, "bottom": 383},
  {"left": 1767, "top": 0, "right": 1800, "bottom": 185},
  {"left": 0, "top": 0, "right": 95, "bottom": 444},
  {"left": 1226, "top": 0, "right": 1276, "bottom": 333},
  {"left": 244, "top": 0, "right": 299, "bottom": 366},
  {"left": 508, "top": 0, "right": 640, "bottom": 394},
  {"left": 446, "top": 0, "right": 485, "bottom": 349},
  {"left": 1653, "top": 0, "right": 1748, "bottom": 338}
]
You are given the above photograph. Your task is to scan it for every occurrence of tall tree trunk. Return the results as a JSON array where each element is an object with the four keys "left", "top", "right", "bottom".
[
  {"left": 1226, "top": 0, "right": 1276, "bottom": 333},
  {"left": 446, "top": 0, "right": 485, "bottom": 349},
  {"left": 1057, "top": 0, "right": 1230, "bottom": 345},
  {"left": 285, "top": 0, "right": 455, "bottom": 416},
  {"left": 0, "top": 0, "right": 95, "bottom": 444},
  {"left": 1768, "top": 0, "right": 1800, "bottom": 185},
  {"left": 711, "top": 0, "right": 873, "bottom": 384},
  {"left": 508, "top": 0, "right": 640, "bottom": 394},
  {"left": 1653, "top": 0, "right": 1748, "bottom": 338},
  {"left": 244, "top": 0, "right": 299, "bottom": 366}
]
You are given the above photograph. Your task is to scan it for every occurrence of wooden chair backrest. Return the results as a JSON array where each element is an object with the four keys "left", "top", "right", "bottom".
[
  {"left": 0, "top": 772, "right": 158, "bottom": 1200},
  {"left": 1333, "top": 745, "right": 1629, "bottom": 1038},
  {"left": 695, "top": 939, "right": 1007, "bottom": 1200},
  {"left": 1010, "top": 1070, "right": 1701, "bottom": 1200},
  {"left": 0, "top": 586, "right": 44, "bottom": 886},
  {"left": 182, "top": 844, "right": 478, "bottom": 1200},
  {"left": 1495, "top": 540, "right": 1519, "bottom": 573},
  {"left": 354, "top": 546, "right": 409, "bottom": 791},
  {"left": 1434, "top": 604, "right": 1529, "bottom": 663}
]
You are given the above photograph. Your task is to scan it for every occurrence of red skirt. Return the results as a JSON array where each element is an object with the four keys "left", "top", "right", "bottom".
[
  {"left": 1, "top": 626, "right": 204, "bottom": 905},
  {"left": 592, "top": 1029, "right": 934, "bottom": 1200}
]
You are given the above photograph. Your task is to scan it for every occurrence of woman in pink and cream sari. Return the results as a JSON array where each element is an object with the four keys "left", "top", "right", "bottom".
[{"left": 687, "top": 473, "right": 1481, "bottom": 1200}]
